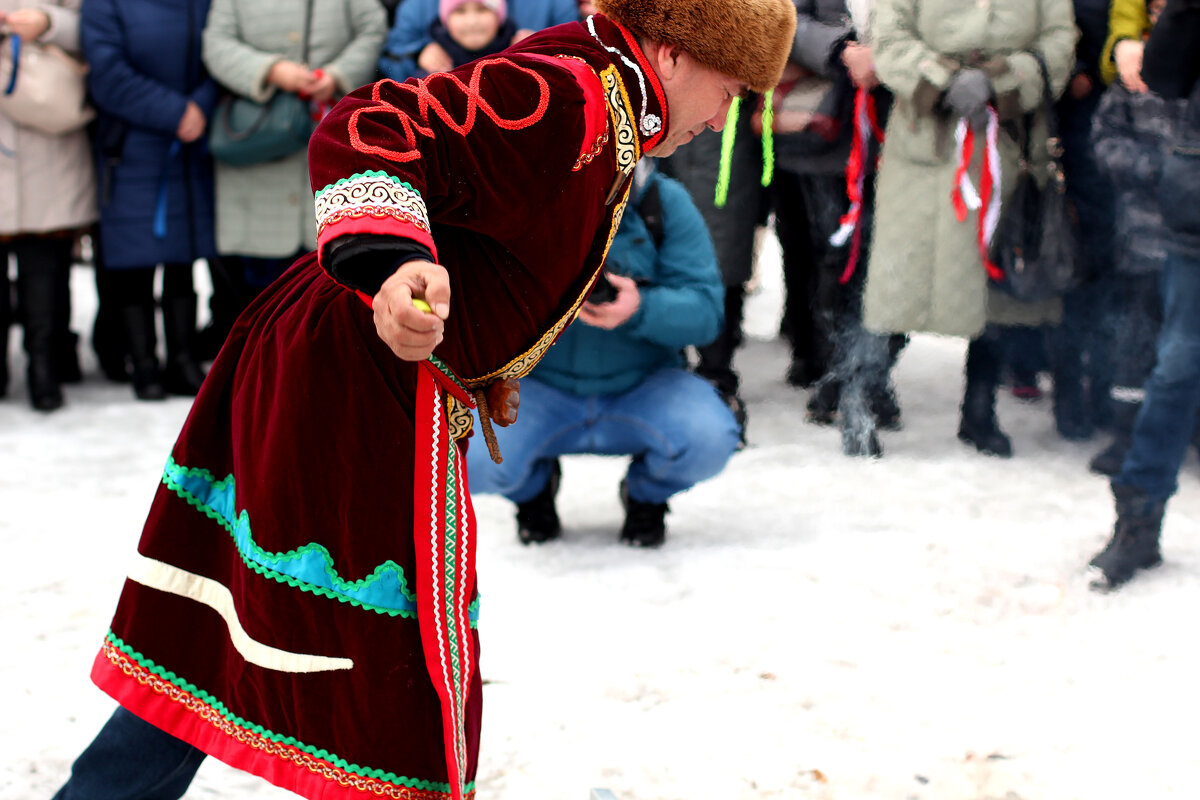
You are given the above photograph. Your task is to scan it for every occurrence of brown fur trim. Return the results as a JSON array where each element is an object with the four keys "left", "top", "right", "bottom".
[{"left": 594, "top": 0, "right": 796, "bottom": 93}]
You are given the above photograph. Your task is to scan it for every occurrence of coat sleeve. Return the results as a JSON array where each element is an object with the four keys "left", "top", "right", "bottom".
[
  {"left": 379, "top": 0, "right": 437, "bottom": 71},
  {"left": 307, "top": 53, "right": 601, "bottom": 278},
  {"left": 873, "top": 0, "right": 958, "bottom": 105},
  {"left": 622, "top": 176, "right": 724, "bottom": 350},
  {"left": 38, "top": 0, "right": 81, "bottom": 54},
  {"left": 1142, "top": 0, "right": 1200, "bottom": 101},
  {"left": 989, "top": 0, "right": 1078, "bottom": 111},
  {"left": 321, "top": 0, "right": 389, "bottom": 94},
  {"left": 1100, "top": 0, "right": 1149, "bottom": 85},
  {"left": 80, "top": 0, "right": 189, "bottom": 135},
  {"left": 791, "top": 1, "right": 851, "bottom": 78},
  {"left": 201, "top": 0, "right": 282, "bottom": 103}
]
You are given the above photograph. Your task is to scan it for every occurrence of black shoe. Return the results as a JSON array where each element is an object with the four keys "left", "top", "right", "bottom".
[
  {"left": 1089, "top": 486, "right": 1164, "bottom": 590},
  {"left": 715, "top": 387, "right": 748, "bottom": 449},
  {"left": 869, "top": 384, "right": 902, "bottom": 431},
  {"left": 27, "top": 357, "right": 64, "bottom": 412},
  {"left": 1053, "top": 379, "right": 1093, "bottom": 441},
  {"left": 786, "top": 358, "right": 824, "bottom": 389},
  {"left": 1089, "top": 436, "right": 1130, "bottom": 477},
  {"left": 162, "top": 295, "right": 207, "bottom": 396},
  {"left": 56, "top": 330, "right": 82, "bottom": 384},
  {"left": 516, "top": 461, "right": 561, "bottom": 544},
  {"left": 805, "top": 380, "right": 839, "bottom": 426},
  {"left": 120, "top": 305, "right": 166, "bottom": 401},
  {"left": 619, "top": 484, "right": 668, "bottom": 548},
  {"left": 957, "top": 392, "right": 1013, "bottom": 458}
]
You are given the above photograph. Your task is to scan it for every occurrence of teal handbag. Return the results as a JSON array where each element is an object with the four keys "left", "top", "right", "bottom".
[
  {"left": 207, "top": 0, "right": 315, "bottom": 167},
  {"left": 209, "top": 91, "right": 315, "bottom": 166}
]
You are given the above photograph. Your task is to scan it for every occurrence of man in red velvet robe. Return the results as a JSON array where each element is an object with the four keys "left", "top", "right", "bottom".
[{"left": 53, "top": 3, "right": 795, "bottom": 800}]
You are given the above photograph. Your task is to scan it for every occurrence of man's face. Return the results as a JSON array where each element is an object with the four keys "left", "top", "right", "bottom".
[{"left": 645, "top": 46, "right": 748, "bottom": 157}]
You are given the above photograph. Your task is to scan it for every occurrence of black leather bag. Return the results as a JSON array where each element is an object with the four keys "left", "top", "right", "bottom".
[
  {"left": 208, "top": 0, "right": 315, "bottom": 167},
  {"left": 988, "top": 52, "right": 1084, "bottom": 302}
]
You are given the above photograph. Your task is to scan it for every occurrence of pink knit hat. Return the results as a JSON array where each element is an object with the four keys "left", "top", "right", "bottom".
[{"left": 439, "top": 0, "right": 507, "bottom": 25}]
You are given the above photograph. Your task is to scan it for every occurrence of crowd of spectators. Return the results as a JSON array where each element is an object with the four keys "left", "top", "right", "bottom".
[{"left": 1, "top": 0, "right": 1197, "bottom": 587}]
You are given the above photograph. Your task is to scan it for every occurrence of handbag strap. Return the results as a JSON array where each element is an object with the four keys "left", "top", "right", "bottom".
[{"left": 3, "top": 34, "right": 20, "bottom": 95}]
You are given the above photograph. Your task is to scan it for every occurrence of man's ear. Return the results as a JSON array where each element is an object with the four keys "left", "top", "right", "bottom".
[{"left": 645, "top": 40, "right": 684, "bottom": 82}]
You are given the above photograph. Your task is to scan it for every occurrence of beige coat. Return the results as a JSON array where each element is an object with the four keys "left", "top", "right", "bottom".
[
  {"left": 201, "top": 0, "right": 386, "bottom": 258},
  {"left": 862, "top": 0, "right": 1077, "bottom": 338},
  {"left": 0, "top": 0, "right": 96, "bottom": 237}
]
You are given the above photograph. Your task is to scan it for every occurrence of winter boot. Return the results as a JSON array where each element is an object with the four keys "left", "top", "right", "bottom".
[
  {"left": 957, "top": 333, "right": 1012, "bottom": 457},
  {"left": 120, "top": 304, "right": 166, "bottom": 401},
  {"left": 619, "top": 481, "right": 668, "bottom": 548},
  {"left": 695, "top": 287, "right": 744, "bottom": 401},
  {"left": 162, "top": 293, "right": 206, "bottom": 396},
  {"left": 92, "top": 266, "right": 130, "bottom": 382},
  {"left": 515, "top": 460, "right": 561, "bottom": 544},
  {"left": 805, "top": 379, "right": 839, "bottom": 426},
  {"left": 1089, "top": 398, "right": 1140, "bottom": 476},
  {"left": 0, "top": 265, "right": 10, "bottom": 398},
  {"left": 17, "top": 262, "right": 65, "bottom": 411},
  {"left": 1089, "top": 484, "right": 1165, "bottom": 590}
]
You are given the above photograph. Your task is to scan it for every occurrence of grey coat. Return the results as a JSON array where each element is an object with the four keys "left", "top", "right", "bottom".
[
  {"left": 201, "top": 0, "right": 385, "bottom": 257},
  {"left": 862, "top": 0, "right": 1077, "bottom": 338},
  {"left": 0, "top": 0, "right": 97, "bottom": 237}
]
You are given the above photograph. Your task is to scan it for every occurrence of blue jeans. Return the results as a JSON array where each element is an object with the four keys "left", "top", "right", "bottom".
[
  {"left": 1115, "top": 250, "right": 1200, "bottom": 501},
  {"left": 467, "top": 369, "right": 740, "bottom": 505},
  {"left": 53, "top": 706, "right": 206, "bottom": 800}
]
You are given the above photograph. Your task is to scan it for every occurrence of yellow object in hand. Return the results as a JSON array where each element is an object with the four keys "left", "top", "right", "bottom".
[{"left": 411, "top": 298, "right": 433, "bottom": 313}]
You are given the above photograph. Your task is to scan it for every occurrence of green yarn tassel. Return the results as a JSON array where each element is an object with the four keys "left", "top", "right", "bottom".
[
  {"left": 714, "top": 96, "right": 742, "bottom": 208},
  {"left": 760, "top": 88, "right": 775, "bottom": 187}
]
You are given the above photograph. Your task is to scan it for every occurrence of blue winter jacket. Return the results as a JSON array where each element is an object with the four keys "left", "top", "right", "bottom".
[
  {"left": 530, "top": 168, "right": 724, "bottom": 397},
  {"left": 378, "top": 0, "right": 578, "bottom": 80},
  {"left": 82, "top": 0, "right": 218, "bottom": 269}
]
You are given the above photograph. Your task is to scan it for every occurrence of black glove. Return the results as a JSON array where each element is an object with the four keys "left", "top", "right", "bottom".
[{"left": 943, "top": 68, "right": 993, "bottom": 131}]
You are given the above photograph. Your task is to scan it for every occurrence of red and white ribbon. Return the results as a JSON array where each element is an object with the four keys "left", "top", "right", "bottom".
[
  {"left": 832, "top": 86, "right": 885, "bottom": 284},
  {"left": 951, "top": 107, "right": 1003, "bottom": 280}
]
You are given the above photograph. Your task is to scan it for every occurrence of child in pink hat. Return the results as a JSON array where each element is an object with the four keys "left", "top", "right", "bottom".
[{"left": 431, "top": 0, "right": 515, "bottom": 67}]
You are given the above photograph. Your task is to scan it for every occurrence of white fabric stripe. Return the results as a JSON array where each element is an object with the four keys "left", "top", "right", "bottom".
[
  {"left": 955, "top": 119, "right": 983, "bottom": 211},
  {"left": 982, "top": 109, "right": 1002, "bottom": 245},
  {"left": 127, "top": 553, "right": 354, "bottom": 673}
]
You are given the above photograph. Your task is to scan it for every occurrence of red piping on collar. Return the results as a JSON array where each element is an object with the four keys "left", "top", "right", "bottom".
[{"left": 610, "top": 20, "right": 667, "bottom": 153}]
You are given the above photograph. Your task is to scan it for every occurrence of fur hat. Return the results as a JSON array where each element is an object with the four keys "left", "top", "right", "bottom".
[
  {"left": 439, "top": 0, "right": 507, "bottom": 26},
  {"left": 594, "top": 0, "right": 796, "bottom": 93}
]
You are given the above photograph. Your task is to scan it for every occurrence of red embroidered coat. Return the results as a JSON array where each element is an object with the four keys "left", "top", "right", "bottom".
[{"left": 90, "top": 15, "right": 668, "bottom": 800}]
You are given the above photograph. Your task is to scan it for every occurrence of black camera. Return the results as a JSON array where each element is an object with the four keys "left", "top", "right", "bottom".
[{"left": 587, "top": 270, "right": 619, "bottom": 304}]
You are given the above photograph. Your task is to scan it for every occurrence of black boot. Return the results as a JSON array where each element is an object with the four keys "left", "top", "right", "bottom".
[
  {"left": 957, "top": 333, "right": 1012, "bottom": 457},
  {"left": 1089, "top": 398, "right": 1140, "bottom": 476},
  {"left": 1089, "top": 484, "right": 1165, "bottom": 590},
  {"left": 0, "top": 264, "right": 10, "bottom": 399},
  {"left": 619, "top": 481, "right": 668, "bottom": 548},
  {"left": 805, "top": 379, "right": 839, "bottom": 426},
  {"left": 515, "top": 460, "right": 561, "bottom": 544},
  {"left": 17, "top": 259, "right": 65, "bottom": 411},
  {"left": 162, "top": 294, "right": 206, "bottom": 396},
  {"left": 93, "top": 265, "right": 130, "bottom": 382},
  {"left": 696, "top": 287, "right": 748, "bottom": 445},
  {"left": 120, "top": 304, "right": 166, "bottom": 401}
]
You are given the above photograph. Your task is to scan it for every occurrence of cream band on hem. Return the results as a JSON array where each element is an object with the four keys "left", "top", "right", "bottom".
[{"left": 127, "top": 553, "right": 355, "bottom": 674}]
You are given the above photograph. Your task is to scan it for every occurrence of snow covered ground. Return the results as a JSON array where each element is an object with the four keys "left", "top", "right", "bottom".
[{"left": 3, "top": 243, "right": 1199, "bottom": 800}]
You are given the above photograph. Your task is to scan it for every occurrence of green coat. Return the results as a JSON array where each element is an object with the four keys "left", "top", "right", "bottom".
[
  {"left": 862, "top": 0, "right": 1077, "bottom": 338},
  {"left": 1100, "top": 0, "right": 1150, "bottom": 86},
  {"left": 202, "top": 0, "right": 386, "bottom": 258}
]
